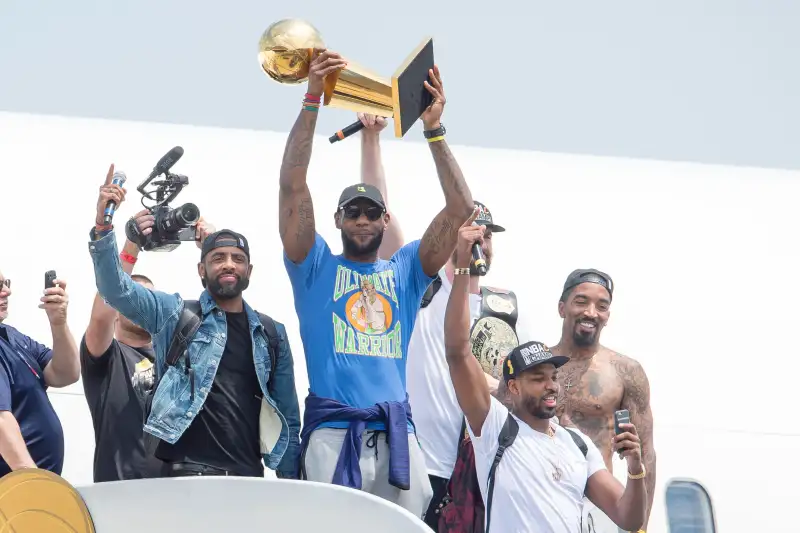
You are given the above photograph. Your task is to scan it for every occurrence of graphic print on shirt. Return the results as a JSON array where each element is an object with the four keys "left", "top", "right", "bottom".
[
  {"left": 131, "top": 358, "right": 155, "bottom": 396},
  {"left": 333, "top": 265, "right": 402, "bottom": 359}
]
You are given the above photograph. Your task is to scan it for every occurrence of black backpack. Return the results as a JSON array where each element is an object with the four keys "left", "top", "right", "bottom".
[
  {"left": 484, "top": 414, "right": 588, "bottom": 533},
  {"left": 144, "top": 300, "right": 281, "bottom": 419}
]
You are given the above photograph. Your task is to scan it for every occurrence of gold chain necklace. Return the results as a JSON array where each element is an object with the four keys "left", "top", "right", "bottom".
[{"left": 545, "top": 424, "right": 564, "bottom": 482}]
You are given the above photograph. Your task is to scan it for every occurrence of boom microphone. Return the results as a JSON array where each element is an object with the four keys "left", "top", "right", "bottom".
[
  {"left": 329, "top": 120, "right": 366, "bottom": 144},
  {"left": 137, "top": 146, "right": 184, "bottom": 191},
  {"left": 152, "top": 146, "right": 184, "bottom": 178},
  {"left": 103, "top": 171, "right": 127, "bottom": 225}
]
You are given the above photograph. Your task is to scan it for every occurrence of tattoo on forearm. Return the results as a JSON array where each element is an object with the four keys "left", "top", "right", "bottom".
[
  {"left": 281, "top": 111, "right": 318, "bottom": 178},
  {"left": 296, "top": 196, "right": 314, "bottom": 244},
  {"left": 428, "top": 140, "right": 468, "bottom": 204}
]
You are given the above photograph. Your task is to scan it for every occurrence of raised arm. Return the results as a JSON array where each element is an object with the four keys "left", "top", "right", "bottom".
[
  {"left": 84, "top": 172, "right": 143, "bottom": 357},
  {"left": 617, "top": 357, "right": 657, "bottom": 529},
  {"left": 280, "top": 50, "right": 347, "bottom": 264},
  {"left": 358, "top": 113, "right": 404, "bottom": 259},
  {"left": 418, "top": 66, "right": 474, "bottom": 277},
  {"left": 88, "top": 167, "right": 179, "bottom": 335},
  {"left": 444, "top": 209, "right": 491, "bottom": 434}
]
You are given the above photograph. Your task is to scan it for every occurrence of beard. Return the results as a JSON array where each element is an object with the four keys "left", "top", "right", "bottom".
[
  {"left": 342, "top": 228, "right": 384, "bottom": 259},
  {"left": 204, "top": 272, "right": 249, "bottom": 299},
  {"left": 572, "top": 323, "right": 599, "bottom": 347},
  {"left": 521, "top": 393, "right": 557, "bottom": 420}
]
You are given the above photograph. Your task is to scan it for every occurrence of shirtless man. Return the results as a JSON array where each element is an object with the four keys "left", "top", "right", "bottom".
[{"left": 551, "top": 269, "right": 656, "bottom": 533}]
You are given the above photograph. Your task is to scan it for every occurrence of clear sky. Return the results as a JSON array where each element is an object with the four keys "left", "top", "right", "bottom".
[{"left": 2, "top": 0, "right": 798, "bottom": 170}]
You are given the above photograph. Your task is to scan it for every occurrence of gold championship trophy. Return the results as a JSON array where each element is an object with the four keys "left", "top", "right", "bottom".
[{"left": 257, "top": 19, "right": 435, "bottom": 142}]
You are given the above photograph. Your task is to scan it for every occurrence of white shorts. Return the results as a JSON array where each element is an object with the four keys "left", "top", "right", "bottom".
[
  {"left": 303, "top": 427, "right": 433, "bottom": 518},
  {"left": 582, "top": 498, "right": 622, "bottom": 533}
]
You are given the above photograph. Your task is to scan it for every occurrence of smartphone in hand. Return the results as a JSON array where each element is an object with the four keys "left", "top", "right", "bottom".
[
  {"left": 614, "top": 409, "right": 630, "bottom": 458},
  {"left": 44, "top": 270, "right": 57, "bottom": 289}
]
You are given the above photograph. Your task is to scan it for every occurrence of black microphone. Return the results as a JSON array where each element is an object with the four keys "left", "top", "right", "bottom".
[
  {"left": 472, "top": 241, "right": 488, "bottom": 276},
  {"left": 138, "top": 146, "right": 184, "bottom": 191},
  {"left": 103, "top": 171, "right": 127, "bottom": 225},
  {"left": 151, "top": 146, "right": 184, "bottom": 177},
  {"left": 329, "top": 120, "right": 366, "bottom": 144}
]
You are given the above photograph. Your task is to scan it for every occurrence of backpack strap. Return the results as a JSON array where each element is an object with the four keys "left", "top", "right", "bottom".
[
  {"left": 564, "top": 427, "right": 588, "bottom": 457},
  {"left": 420, "top": 275, "right": 442, "bottom": 309},
  {"left": 256, "top": 312, "right": 281, "bottom": 395},
  {"left": 485, "top": 413, "right": 519, "bottom": 533},
  {"left": 161, "top": 300, "right": 203, "bottom": 403}
]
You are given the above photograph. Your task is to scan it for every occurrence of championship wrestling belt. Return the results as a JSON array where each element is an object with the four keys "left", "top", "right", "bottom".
[{"left": 470, "top": 287, "right": 519, "bottom": 379}]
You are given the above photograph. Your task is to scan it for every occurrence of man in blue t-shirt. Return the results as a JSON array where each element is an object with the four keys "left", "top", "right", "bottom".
[
  {"left": 0, "top": 269, "right": 81, "bottom": 477},
  {"left": 279, "top": 50, "right": 475, "bottom": 517}
]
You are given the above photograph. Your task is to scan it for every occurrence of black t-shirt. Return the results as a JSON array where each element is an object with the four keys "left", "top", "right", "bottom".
[
  {"left": 80, "top": 335, "right": 164, "bottom": 482},
  {"left": 156, "top": 310, "right": 263, "bottom": 477}
]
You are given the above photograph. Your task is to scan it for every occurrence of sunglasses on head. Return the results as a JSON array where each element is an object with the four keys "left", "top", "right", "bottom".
[{"left": 341, "top": 205, "right": 384, "bottom": 221}]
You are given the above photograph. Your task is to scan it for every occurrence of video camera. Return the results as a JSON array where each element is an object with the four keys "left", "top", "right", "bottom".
[{"left": 125, "top": 146, "right": 201, "bottom": 252}]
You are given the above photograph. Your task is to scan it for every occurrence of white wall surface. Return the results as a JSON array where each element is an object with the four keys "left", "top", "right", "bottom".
[{"left": 1, "top": 110, "right": 798, "bottom": 532}]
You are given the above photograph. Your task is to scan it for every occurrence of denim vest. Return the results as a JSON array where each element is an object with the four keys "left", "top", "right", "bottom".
[{"left": 88, "top": 230, "right": 301, "bottom": 477}]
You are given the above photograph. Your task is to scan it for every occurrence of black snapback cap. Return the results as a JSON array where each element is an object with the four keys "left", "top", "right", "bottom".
[
  {"left": 337, "top": 183, "right": 386, "bottom": 210},
  {"left": 503, "top": 341, "right": 570, "bottom": 383},
  {"left": 561, "top": 268, "right": 614, "bottom": 301},
  {"left": 200, "top": 229, "right": 250, "bottom": 261}
]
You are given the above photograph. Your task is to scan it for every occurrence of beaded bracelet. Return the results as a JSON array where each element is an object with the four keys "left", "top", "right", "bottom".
[{"left": 303, "top": 92, "right": 321, "bottom": 112}]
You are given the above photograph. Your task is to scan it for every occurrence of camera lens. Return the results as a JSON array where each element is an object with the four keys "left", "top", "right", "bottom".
[{"left": 174, "top": 203, "right": 200, "bottom": 227}]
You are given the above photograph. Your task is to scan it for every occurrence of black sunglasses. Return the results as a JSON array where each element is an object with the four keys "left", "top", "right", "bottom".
[
  {"left": 0, "top": 279, "right": 9, "bottom": 290},
  {"left": 341, "top": 205, "right": 384, "bottom": 222}
]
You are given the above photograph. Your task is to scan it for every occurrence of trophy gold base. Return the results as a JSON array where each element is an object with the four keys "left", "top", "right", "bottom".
[{"left": 323, "top": 38, "right": 435, "bottom": 138}]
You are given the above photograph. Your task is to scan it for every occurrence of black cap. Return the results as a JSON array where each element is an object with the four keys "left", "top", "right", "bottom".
[
  {"left": 503, "top": 341, "right": 570, "bottom": 383},
  {"left": 337, "top": 183, "right": 386, "bottom": 210},
  {"left": 561, "top": 268, "right": 614, "bottom": 301},
  {"left": 474, "top": 201, "right": 505, "bottom": 232},
  {"left": 201, "top": 229, "right": 250, "bottom": 261}
]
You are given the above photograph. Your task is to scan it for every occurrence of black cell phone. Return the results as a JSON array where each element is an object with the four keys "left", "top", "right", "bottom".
[
  {"left": 44, "top": 270, "right": 57, "bottom": 289},
  {"left": 614, "top": 409, "right": 630, "bottom": 435}
]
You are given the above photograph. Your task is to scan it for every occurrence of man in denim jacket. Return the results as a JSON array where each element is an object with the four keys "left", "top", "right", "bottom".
[{"left": 87, "top": 171, "right": 301, "bottom": 478}]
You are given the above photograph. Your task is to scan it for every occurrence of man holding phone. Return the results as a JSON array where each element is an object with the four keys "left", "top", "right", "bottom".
[
  {"left": 0, "top": 268, "right": 80, "bottom": 476},
  {"left": 442, "top": 215, "right": 648, "bottom": 532},
  {"left": 551, "top": 270, "right": 657, "bottom": 532}
]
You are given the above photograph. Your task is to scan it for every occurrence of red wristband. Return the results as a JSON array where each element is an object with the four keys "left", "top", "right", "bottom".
[
  {"left": 304, "top": 92, "right": 321, "bottom": 103},
  {"left": 120, "top": 252, "right": 137, "bottom": 265}
]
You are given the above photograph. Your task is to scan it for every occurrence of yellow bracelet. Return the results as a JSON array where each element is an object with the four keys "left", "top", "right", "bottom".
[
  {"left": 453, "top": 268, "right": 470, "bottom": 275},
  {"left": 427, "top": 135, "right": 445, "bottom": 143},
  {"left": 628, "top": 465, "right": 646, "bottom": 480}
]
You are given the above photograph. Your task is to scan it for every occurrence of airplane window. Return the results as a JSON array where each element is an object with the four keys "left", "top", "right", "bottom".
[{"left": 665, "top": 480, "right": 716, "bottom": 533}]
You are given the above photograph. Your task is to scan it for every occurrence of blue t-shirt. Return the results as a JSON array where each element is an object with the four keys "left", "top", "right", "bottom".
[
  {"left": 284, "top": 233, "right": 435, "bottom": 430},
  {"left": 0, "top": 325, "right": 64, "bottom": 476}
]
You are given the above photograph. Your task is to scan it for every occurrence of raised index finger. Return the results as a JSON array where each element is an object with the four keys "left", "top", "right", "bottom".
[
  {"left": 104, "top": 164, "right": 115, "bottom": 186},
  {"left": 461, "top": 205, "right": 480, "bottom": 228}
]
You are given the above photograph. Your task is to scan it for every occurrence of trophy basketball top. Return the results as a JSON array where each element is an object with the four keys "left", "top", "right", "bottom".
[
  {"left": 257, "top": 18, "right": 325, "bottom": 84},
  {"left": 257, "top": 18, "right": 435, "bottom": 138}
]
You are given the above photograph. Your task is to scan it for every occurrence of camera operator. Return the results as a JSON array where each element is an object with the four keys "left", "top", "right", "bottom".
[
  {"left": 81, "top": 164, "right": 218, "bottom": 482},
  {"left": 0, "top": 267, "right": 80, "bottom": 476},
  {"left": 443, "top": 212, "right": 647, "bottom": 532},
  {"left": 87, "top": 166, "right": 301, "bottom": 479}
]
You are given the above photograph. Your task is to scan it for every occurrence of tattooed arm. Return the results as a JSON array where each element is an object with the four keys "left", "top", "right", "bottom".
[
  {"left": 619, "top": 357, "right": 657, "bottom": 529},
  {"left": 279, "top": 50, "right": 347, "bottom": 264},
  {"left": 417, "top": 66, "right": 474, "bottom": 277}
]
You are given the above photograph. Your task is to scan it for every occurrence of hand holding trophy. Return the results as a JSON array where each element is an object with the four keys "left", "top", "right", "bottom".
[{"left": 257, "top": 19, "right": 436, "bottom": 141}]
